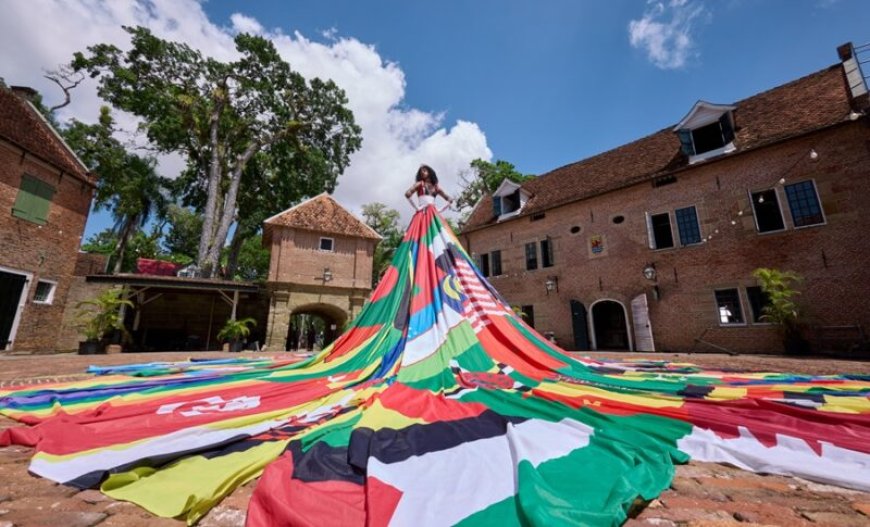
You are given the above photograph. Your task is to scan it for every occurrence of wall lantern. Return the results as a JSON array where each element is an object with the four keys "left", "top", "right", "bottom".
[
  {"left": 545, "top": 276, "right": 559, "bottom": 295},
  {"left": 322, "top": 268, "right": 333, "bottom": 283},
  {"left": 642, "top": 263, "right": 657, "bottom": 282}
]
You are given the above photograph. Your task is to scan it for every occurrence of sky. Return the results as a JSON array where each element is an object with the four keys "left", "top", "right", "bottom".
[{"left": 0, "top": 0, "right": 867, "bottom": 241}]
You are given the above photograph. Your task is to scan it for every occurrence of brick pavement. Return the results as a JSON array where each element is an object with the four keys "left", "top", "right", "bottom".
[{"left": 0, "top": 351, "right": 869, "bottom": 526}]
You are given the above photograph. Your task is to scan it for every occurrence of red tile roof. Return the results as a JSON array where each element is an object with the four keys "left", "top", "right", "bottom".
[
  {"left": 263, "top": 193, "right": 381, "bottom": 244},
  {"left": 0, "top": 86, "right": 91, "bottom": 184},
  {"left": 463, "top": 64, "right": 853, "bottom": 232}
]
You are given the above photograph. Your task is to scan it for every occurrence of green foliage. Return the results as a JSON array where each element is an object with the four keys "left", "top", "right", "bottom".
[
  {"left": 227, "top": 234, "right": 270, "bottom": 282},
  {"left": 72, "top": 26, "right": 362, "bottom": 276},
  {"left": 75, "top": 288, "right": 133, "bottom": 342},
  {"left": 456, "top": 159, "right": 533, "bottom": 220},
  {"left": 362, "top": 202, "right": 403, "bottom": 287},
  {"left": 163, "top": 204, "right": 203, "bottom": 261},
  {"left": 63, "top": 107, "right": 168, "bottom": 273},
  {"left": 752, "top": 268, "right": 803, "bottom": 330},
  {"left": 217, "top": 317, "right": 257, "bottom": 343},
  {"left": 82, "top": 229, "right": 162, "bottom": 273}
]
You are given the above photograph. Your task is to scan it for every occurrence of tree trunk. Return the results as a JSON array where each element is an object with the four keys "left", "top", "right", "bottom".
[
  {"left": 203, "top": 143, "right": 258, "bottom": 276},
  {"left": 197, "top": 105, "right": 225, "bottom": 278},
  {"left": 112, "top": 213, "right": 139, "bottom": 274},
  {"left": 225, "top": 226, "right": 247, "bottom": 279}
]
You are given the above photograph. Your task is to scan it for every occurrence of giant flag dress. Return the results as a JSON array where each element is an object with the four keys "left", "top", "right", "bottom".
[{"left": 2, "top": 202, "right": 870, "bottom": 526}]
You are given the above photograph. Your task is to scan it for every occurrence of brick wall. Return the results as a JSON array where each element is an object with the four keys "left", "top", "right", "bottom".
[
  {"left": 268, "top": 227, "right": 375, "bottom": 291},
  {"left": 0, "top": 141, "right": 93, "bottom": 352},
  {"left": 462, "top": 121, "right": 870, "bottom": 354}
]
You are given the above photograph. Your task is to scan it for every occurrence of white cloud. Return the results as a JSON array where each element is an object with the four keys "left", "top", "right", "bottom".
[
  {"left": 628, "top": 0, "right": 709, "bottom": 70},
  {"left": 0, "top": 0, "right": 491, "bottom": 224}
]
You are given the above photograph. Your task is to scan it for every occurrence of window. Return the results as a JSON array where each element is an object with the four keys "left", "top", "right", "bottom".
[
  {"left": 785, "top": 180, "right": 824, "bottom": 227},
  {"left": 675, "top": 206, "right": 701, "bottom": 245},
  {"left": 480, "top": 253, "right": 491, "bottom": 277},
  {"left": 649, "top": 213, "right": 674, "bottom": 249},
  {"left": 746, "top": 286, "right": 771, "bottom": 323},
  {"left": 502, "top": 190, "right": 521, "bottom": 214},
  {"left": 540, "top": 238, "right": 554, "bottom": 268},
  {"left": 490, "top": 250, "right": 502, "bottom": 276},
  {"left": 319, "top": 237, "right": 335, "bottom": 251},
  {"left": 678, "top": 113, "right": 735, "bottom": 157},
  {"left": 492, "top": 196, "right": 502, "bottom": 217},
  {"left": 525, "top": 242, "right": 538, "bottom": 270},
  {"left": 32, "top": 280, "right": 56, "bottom": 304},
  {"left": 751, "top": 189, "right": 785, "bottom": 233},
  {"left": 520, "top": 305, "right": 535, "bottom": 328},
  {"left": 715, "top": 289, "right": 744, "bottom": 325},
  {"left": 12, "top": 174, "right": 55, "bottom": 225}
]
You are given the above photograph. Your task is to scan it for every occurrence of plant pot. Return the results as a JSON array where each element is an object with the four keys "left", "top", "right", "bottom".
[
  {"left": 784, "top": 332, "right": 810, "bottom": 355},
  {"left": 78, "top": 341, "right": 103, "bottom": 355},
  {"left": 229, "top": 341, "right": 245, "bottom": 353}
]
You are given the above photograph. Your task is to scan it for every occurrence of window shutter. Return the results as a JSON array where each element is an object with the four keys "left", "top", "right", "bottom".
[
  {"left": 719, "top": 113, "right": 735, "bottom": 144},
  {"left": 492, "top": 196, "right": 502, "bottom": 217},
  {"left": 677, "top": 129, "right": 694, "bottom": 156},
  {"left": 645, "top": 212, "right": 655, "bottom": 249},
  {"left": 30, "top": 179, "right": 55, "bottom": 224},
  {"left": 12, "top": 176, "right": 38, "bottom": 222}
]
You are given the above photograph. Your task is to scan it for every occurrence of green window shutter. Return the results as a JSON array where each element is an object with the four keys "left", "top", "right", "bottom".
[{"left": 12, "top": 175, "right": 54, "bottom": 225}]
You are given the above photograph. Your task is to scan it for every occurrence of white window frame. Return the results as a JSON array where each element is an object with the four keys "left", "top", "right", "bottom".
[
  {"left": 713, "top": 288, "right": 747, "bottom": 327},
  {"left": 784, "top": 179, "right": 827, "bottom": 230},
  {"left": 32, "top": 279, "right": 57, "bottom": 305},
  {"left": 319, "top": 237, "right": 335, "bottom": 252},
  {"left": 646, "top": 211, "right": 676, "bottom": 250},
  {"left": 0, "top": 265, "right": 33, "bottom": 351},
  {"left": 749, "top": 188, "right": 786, "bottom": 235}
]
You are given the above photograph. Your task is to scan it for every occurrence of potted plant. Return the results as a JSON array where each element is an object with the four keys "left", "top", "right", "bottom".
[
  {"left": 75, "top": 288, "right": 133, "bottom": 355},
  {"left": 217, "top": 317, "right": 256, "bottom": 353},
  {"left": 752, "top": 268, "right": 809, "bottom": 355}
]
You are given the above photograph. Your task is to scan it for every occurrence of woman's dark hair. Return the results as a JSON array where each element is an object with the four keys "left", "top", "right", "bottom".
[{"left": 415, "top": 164, "right": 438, "bottom": 185}]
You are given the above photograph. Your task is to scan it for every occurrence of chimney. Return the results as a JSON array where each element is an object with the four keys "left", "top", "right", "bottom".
[
  {"left": 10, "top": 85, "right": 39, "bottom": 103},
  {"left": 838, "top": 42, "right": 870, "bottom": 111}
]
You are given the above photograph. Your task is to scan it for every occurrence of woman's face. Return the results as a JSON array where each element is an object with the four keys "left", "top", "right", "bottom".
[{"left": 420, "top": 167, "right": 429, "bottom": 180}]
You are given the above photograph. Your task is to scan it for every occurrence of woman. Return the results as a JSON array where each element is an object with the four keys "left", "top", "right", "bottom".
[{"left": 405, "top": 164, "right": 453, "bottom": 212}]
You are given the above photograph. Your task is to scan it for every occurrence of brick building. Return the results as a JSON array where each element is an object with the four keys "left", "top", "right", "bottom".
[
  {"left": 263, "top": 193, "right": 379, "bottom": 351},
  {"left": 460, "top": 44, "right": 870, "bottom": 354},
  {"left": 0, "top": 85, "right": 95, "bottom": 352}
]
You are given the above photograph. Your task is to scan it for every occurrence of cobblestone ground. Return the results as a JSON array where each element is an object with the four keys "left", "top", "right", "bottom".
[{"left": 0, "top": 351, "right": 868, "bottom": 527}]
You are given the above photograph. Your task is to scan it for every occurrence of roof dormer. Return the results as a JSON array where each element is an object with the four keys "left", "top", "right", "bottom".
[
  {"left": 673, "top": 101, "right": 737, "bottom": 164},
  {"left": 491, "top": 179, "right": 529, "bottom": 221}
]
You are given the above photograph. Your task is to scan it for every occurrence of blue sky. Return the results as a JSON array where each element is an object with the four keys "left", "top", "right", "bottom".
[{"left": 1, "top": 1, "right": 867, "bottom": 240}]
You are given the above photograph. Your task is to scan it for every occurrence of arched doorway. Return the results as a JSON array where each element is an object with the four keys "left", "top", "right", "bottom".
[
  {"left": 286, "top": 303, "right": 347, "bottom": 352},
  {"left": 591, "top": 300, "right": 631, "bottom": 350}
]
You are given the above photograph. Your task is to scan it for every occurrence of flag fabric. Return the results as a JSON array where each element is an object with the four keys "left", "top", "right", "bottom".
[{"left": 2, "top": 204, "right": 870, "bottom": 526}]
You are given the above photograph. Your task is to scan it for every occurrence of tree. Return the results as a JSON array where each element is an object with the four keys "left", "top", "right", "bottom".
[
  {"left": 72, "top": 26, "right": 362, "bottom": 277},
  {"left": 361, "top": 202, "right": 402, "bottom": 287},
  {"left": 82, "top": 228, "right": 162, "bottom": 273},
  {"left": 163, "top": 204, "right": 203, "bottom": 262},
  {"left": 64, "top": 107, "right": 168, "bottom": 273},
  {"left": 225, "top": 234, "right": 270, "bottom": 282},
  {"left": 455, "top": 159, "right": 533, "bottom": 220}
]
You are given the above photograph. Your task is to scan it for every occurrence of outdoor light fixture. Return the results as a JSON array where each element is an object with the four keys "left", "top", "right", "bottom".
[
  {"left": 642, "top": 263, "right": 657, "bottom": 282},
  {"left": 545, "top": 276, "right": 559, "bottom": 295},
  {"left": 322, "top": 268, "right": 333, "bottom": 282}
]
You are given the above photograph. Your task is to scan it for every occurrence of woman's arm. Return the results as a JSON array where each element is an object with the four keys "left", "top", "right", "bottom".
[
  {"left": 405, "top": 182, "right": 421, "bottom": 210},
  {"left": 436, "top": 185, "right": 453, "bottom": 209}
]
